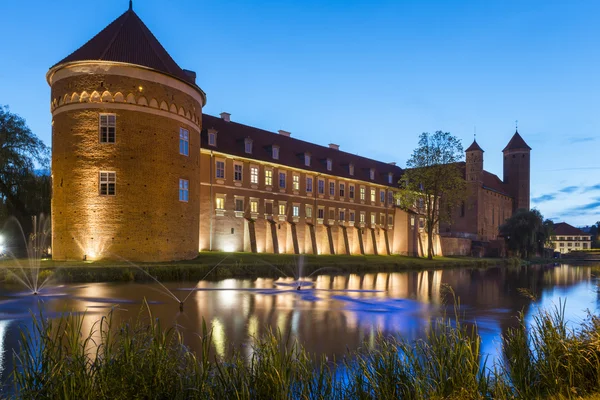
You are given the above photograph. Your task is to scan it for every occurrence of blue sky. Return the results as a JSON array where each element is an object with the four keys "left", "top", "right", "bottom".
[{"left": 1, "top": 0, "right": 599, "bottom": 226}]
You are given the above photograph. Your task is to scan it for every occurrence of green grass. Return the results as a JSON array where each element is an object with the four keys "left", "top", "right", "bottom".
[
  {"left": 8, "top": 300, "right": 600, "bottom": 399},
  {"left": 0, "top": 252, "right": 525, "bottom": 283}
]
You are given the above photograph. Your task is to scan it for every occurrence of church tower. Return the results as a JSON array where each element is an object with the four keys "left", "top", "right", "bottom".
[
  {"left": 47, "top": 3, "right": 206, "bottom": 261},
  {"left": 503, "top": 130, "right": 531, "bottom": 211}
]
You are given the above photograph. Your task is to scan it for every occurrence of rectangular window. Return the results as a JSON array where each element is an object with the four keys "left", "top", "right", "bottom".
[
  {"left": 234, "top": 164, "right": 243, "bottom": 181},
  {"left": 279, "top": 172, "right": 286, "bottom": 188},
  {"left": 370, "top": 169, "right": 375, "bottom": 180},
  {"left": 349, "top": 164, "right": 354, "bottom": 176},
  {"left": 388, "top": 215, "right": 393, "bottom": 226},
  {"left": 371, "top": 213, "right": 376, "bottom": 224},
  {"left": 250, "top": 166, "right": 259, "bottom": 184},
  {"left": 329, "top": 181, "right": 335, "bottom": 196},
  {"left": 388, "top": 173, "right": 393, "bottom": 184},
  {"left": 215, "top": 196, "right": 225, "bottom": 210},
  {"left": 370, "top": 189, "right": 376, "bottom": 203},
  {"left": 318, "top": 179, "right": 325, "bottom": 194},
  {"left": 250, "top": 200, "right": 258, "bottom": 213},
  {"left": 327, "top": 159, "right": 332, "bottom": 171},
  {"left": 329, "top": 208, "right": 335, "bottom": 220},
  {"left": 306, "top": 205, "right": 313, "bottom": 218},
  {"left": 208, "top": 131, "right": 217, "bottom": 146},
  {"left": 235, "top": 198, "right": 244, "bottom": 212},
  {"left": 306, "top": 177, "right": 313, "bottom": 193},
  {"left": 99, "top": 171, "right": 116, "bottom": 195},
  {"left": 245, "top": 139, "right": 253, "bottom": 154},
  {"left": 360, "top": 187, "right": 365, "bottom": 201},
  {"left": 305, "top": 154, "right": 311, "bottom": 166},
  {"left": 360, "top": 212, "right": 365, "bottom": 223},
  {"left": 339, "top": 183, "right": 345, "bottom": 197},
  {"left": 380, "top": 214, "right": 385, "bottom": 225},
  {"left": 179, "top": 128, "right": 189, "bottom": 156},
  {"left": 265, "top": 170, "right": 272, "bottom": 186},
  {"left": 293, "top": 175, "right": 300, "bottom": 190},
  {"left": 293, "top": 205, "right": 299, "bottom": 217},
  {"left": 179, "top": 178, "right": 189, "bottom": 202},
  {"left": 380, "top": 190, "right": 385, "bottom": 204},
  {"left": 349, "top": 185, "right": 355, "bottom": 199},
  {"left": 388, "top": 191, "right": 394, "bottom": 205},
  {"left": 349, "top": 211, "right": 355, "bottom": 222},
  {"left": 265, "top": 202, "right": 273, "bottom": 215},
  {"left": 318, "top": 208, "right": 324, "bottom": 219},
  {"left": 272, "top": 146, "right": 279, "bottom": 160},
  {"left": 99, "top": 114, "right": 116, "bottom": 143},
  {"left": 339, "top": 210, "right": 345, "bottom": 221},
  {"left": 216, "top": 160, "right": 225, "bottom": 179},
  {"left": 279, "top": 203, "right": 286, "bottom": 215}
]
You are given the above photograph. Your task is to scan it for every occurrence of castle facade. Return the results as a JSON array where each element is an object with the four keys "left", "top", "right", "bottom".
[{"left": 47, "top": 6, "right": 529, "bottom": 261}]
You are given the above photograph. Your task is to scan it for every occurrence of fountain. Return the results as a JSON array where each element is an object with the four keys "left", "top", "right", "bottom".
[
  {"left": 117, "top": 254, "right": 232, "bottom": 311},
  {"left": 1, "top": 214, "right": 52, "bottom": 295}
]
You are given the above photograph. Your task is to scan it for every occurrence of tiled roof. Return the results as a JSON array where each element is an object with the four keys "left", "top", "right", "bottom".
[
  {"left": 482, "top": 171, "right": 512, "bottom": 196},
  {"left": 455, "top": 162, "right": 512, "bottom": 197},
  {"left": 553, "top": 222, "right": 589, "bottom": 236},
  {"left": 51, "top": 6, "right": 197, "bottom": 86},
  {"left": 201, "top": 114, "right": 403, "bottom": 187},
  {"left": 503, "top": 131, "right": 531, "bottom": 151},
  {"left": 466, "top": 140, "right": 484, "bottom": 152}
]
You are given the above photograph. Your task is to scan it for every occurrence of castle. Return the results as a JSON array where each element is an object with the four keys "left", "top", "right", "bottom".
[{"left": 47, "top": 5, "right": 530, "bottom": 261}]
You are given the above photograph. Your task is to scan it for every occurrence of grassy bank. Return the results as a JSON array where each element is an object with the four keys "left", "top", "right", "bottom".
[
  {"left": 0, "top": 253, "right": 526, "bottom": 284},
  {"left": 6, "top": 303, "right": 600, "bottom": 399}
]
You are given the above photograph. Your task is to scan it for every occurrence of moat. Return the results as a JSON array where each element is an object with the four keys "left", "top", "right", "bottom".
[{"left": 1, "top": 263, "right": 598, "bottom": 392}]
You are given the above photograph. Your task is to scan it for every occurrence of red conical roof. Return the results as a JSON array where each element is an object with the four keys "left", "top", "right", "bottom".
[
  {"left": 503, "top": 131, "right": 531, "bottom": 151},
  {"left": 466, "top": 139, "right": 484, "bottom": 152},
  {"left": 51, "top": 6, "right": 197, "bottom": 86}
]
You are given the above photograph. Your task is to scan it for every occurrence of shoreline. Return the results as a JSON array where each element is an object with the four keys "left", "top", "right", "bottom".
[{"left": 0, "top": 253, "right": 557, "bottom": 284}]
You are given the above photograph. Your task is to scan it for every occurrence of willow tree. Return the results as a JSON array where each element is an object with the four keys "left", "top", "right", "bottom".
[
  {"left": 0, "top": 106, "right": 50, "bottom": 221},
  {"left": 398, "top": 131, "right": 466, "bottom": 259}
]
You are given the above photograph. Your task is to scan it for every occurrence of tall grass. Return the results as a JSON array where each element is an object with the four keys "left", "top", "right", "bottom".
[{"left": 7, "top": 301, "right": 600, "bottom": 399}]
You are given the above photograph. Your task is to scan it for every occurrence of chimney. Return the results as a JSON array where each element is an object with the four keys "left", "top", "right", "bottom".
[
  {"left": 328, "top": 143, "right": 340, "bottom": 150},
  {"left": 220, "top": 112, "right": 231, "bottom": 122},
  {"left": 278, "top": 130, "right": 291, "bottom": 137},
  {"left": 388, "top": 162, "right": 397, "bottom": 166}
]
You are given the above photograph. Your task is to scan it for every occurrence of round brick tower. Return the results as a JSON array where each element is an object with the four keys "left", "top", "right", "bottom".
[{"left": 47, "top": 4, "right": 206, "bottom": 261}]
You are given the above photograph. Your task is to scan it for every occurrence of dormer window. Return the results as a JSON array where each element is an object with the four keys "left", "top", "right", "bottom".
[
  {"left": 388, "top": 173, "right": 393, "bottom": 184},
  {"left": 304, "top": 153, "right": 311, "bottom": 166},
  {"left": 208, "top": 130, "right": 217, "bottom": 146},
  {"left": 244, "top": 138, "right": 253, "bottom": 154},
  {"left": 272, "top": 145, "right": 279, "bottom": 160},
  {"left": 349, "top": 164, "right": 354, "bottom": 176},
  {"left": 370, "top": 169, "right": 375, "bottom": 180},
  {"left": 327, "top": 158, "right": 332, "bottom": 171}
]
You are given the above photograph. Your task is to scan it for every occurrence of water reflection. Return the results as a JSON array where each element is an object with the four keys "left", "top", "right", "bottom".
[{"left": 0, "top": 263, "right": 598, "bottom": 390}]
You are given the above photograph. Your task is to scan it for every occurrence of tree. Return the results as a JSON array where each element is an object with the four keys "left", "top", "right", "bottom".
[
  {"left": 397, "top": 131, "right": 467, "bottom": 259},
  {"left": 0, "top": 106, "right": 50, "bottom": 224},
  {"left": 589, "top": 222, "right": 600, "bottom": 248},
  {"left": 499, "top": 209, "right": 553, "bottom": 259}
]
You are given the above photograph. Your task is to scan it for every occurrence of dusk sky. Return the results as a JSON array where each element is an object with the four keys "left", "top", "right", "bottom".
[{"left": 1, "top": 0, "right": 599, "bottom": 226}]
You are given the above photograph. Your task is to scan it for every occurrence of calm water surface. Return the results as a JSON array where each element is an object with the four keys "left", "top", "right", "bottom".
[{"left": 0, "top": 263, "right": 599, "bottom": 392}]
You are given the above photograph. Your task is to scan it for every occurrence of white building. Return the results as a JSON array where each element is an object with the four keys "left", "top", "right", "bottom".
[{"left": 551, "top": 222, "right": 592, "bottom": 254}]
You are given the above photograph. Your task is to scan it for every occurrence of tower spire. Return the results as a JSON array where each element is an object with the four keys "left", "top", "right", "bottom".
[
  {"left": 129, "top": 0, "right": 132, "bottom": 11},
  {"left": 515, "top": 119, "right": 518, "bottom": 133}
]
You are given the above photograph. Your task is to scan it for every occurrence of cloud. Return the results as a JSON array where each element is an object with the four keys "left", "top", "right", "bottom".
[
  {"left": 569, "top": 136, "right": 596, "bottom": 144},
  {"left": 583, "top": 184, "right": 600, "bottom": 193},
  {"left": 582, "top": 201, "right": 600, "bottom": 211},
  {"left": 559, "top": 186, "right": 579, "bottom": 194},
  {"left": 532, "top": 194, "right": 556, "bottom": 203}
]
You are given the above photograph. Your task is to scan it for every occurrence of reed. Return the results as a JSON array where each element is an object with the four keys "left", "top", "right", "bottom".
[{"left": 8, "top": 300, "right": 600, "bottom": 399}]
